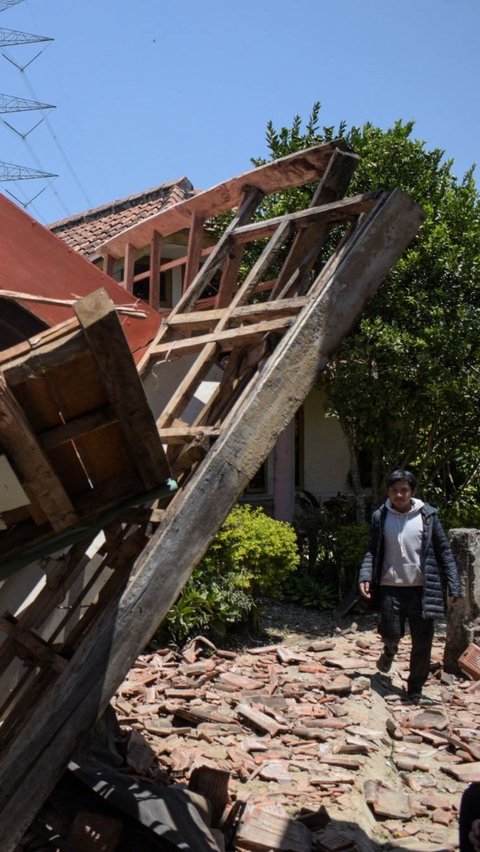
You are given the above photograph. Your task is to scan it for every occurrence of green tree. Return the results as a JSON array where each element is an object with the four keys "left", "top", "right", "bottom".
[{"left": 254, "top": 103, "right": 480, "bottom": 517}]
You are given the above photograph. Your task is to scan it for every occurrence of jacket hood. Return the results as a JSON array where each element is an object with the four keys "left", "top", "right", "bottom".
[
  {"left": 386, "top": 497, "right": 424, "bottom": 516},
  {"left": 382, "top": 500, "right": 437, "bottom": 518}
]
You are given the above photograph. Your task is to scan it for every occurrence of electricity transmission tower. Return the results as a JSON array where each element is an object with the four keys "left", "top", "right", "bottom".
[{"left": 0, "top": 0, "right": 56, "bottom": 204}]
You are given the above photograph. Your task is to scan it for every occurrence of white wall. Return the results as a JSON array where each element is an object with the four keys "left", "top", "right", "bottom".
[{"left": 302, "top": 387, "right": 351, "bottom": 501}]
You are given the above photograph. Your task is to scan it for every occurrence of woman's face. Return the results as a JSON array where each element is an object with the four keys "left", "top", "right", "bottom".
[{"left": 388, "top": 479, "right": 415, "bottom": 513}]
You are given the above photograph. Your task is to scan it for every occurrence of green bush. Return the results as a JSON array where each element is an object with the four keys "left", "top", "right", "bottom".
[
  {"left": 334, "top": 524, "right": 370, "bottom": 597},
  {"left": 163, "top": 504, "right": 299, "bottom": 643},
  {"left": 282, "top": 572, "right": 338, "bottom": 610},
  {"left": 442, "top": 499, "right": 480, "bottom": 531},
  {"left": 284, "top": 502, "right": 369, "bottom": 609}
]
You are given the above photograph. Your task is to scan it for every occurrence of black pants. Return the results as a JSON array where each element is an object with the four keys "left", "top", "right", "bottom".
[
  {"left": 379, "top": 586, "right": 434, "bottom": 694},
  {"left": 459, "top": 783, "right": 480, "bottom": 851}
]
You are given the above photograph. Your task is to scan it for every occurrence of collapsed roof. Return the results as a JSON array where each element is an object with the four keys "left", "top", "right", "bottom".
[{"left": 0, "top": 141, "right": 424, "bottom": 848}]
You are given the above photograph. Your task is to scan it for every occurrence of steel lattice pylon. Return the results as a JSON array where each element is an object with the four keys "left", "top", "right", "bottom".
[
  {"left": 0, "top": 160, "right": 56, "bottom": 180},
  {"left": 0, "top": 27, "right": 53, "bottom": 46},
  {"left": 0, "top": 1, "right": 56, "bottom": 203},
  {"left": 0, "top": 93, "right": 55, "bottom": 112}
]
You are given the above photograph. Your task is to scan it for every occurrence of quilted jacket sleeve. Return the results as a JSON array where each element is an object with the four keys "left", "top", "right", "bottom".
[{"left": 358, "top": 513, "right": 379, "bottom": 585}]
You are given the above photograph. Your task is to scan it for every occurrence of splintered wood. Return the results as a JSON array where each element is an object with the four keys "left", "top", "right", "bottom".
[{"left": 0, "top": 142, "right": 425, "bottom": 849}]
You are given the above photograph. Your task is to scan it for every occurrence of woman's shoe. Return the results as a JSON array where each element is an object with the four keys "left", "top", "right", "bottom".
[{"left": 377, "top": 651, "right": 394, "bottom": 673}]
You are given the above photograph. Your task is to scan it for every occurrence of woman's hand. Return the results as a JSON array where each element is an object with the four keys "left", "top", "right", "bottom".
[{"left": 359, "top": 581, "right": 372, "bottom": 599}]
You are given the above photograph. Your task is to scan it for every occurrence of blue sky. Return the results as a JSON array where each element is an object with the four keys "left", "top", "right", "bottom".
[{"left": 0, "top": 0, "right": 478, "bottom": 225}]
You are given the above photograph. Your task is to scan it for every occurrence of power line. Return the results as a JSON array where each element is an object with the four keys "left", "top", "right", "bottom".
[
  {"left": 6, "top": 60, "right": 93, "bottom": 208},
  {"left": 8, "top": 124, "right": 70, "bottom": 215},
  {"left": 0, "top": 3, "right": 93, "bottom": 217},
  {"left": 0, "top": 0, "right": 25, "bottom": 12}
]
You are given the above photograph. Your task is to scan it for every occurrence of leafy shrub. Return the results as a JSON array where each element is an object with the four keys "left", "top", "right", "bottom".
[
  {"left": 163, "top": 505, "right": 299, "bottom": 643},
  {"left": 282, "top": 573, "right": 338, "bottom": 610},
  {"left": 333, "top": 524, "right": 370, "bottom": 597},
  {"left": 285, "top": 492, "right": 369, "bottom": 609},
  {"left": 442, "top": 499, "right": 480, "bottom": 531}
]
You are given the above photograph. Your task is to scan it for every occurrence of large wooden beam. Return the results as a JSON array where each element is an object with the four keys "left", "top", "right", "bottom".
[
  {"left": 0, "top": 188, "right": 424, "bottom": 849},
  {"left": 100, "top": 140, "right": 356, "bottom": 258}
]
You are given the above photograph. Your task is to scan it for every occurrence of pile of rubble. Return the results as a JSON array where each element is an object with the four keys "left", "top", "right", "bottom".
[
  {"left": 19, "top": 614, "right": 480, "bottom": 851},
  {"left": 101, "top": 617, "right": 479, "bottom": 852}
]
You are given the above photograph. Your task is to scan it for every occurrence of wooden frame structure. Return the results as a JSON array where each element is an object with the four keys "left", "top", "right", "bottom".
[
  {"left": 0, "top": 290, "right": 173, "bottom": 576},
  {"left": 0, "top": 142, "right": 424, "bottom": 848}
]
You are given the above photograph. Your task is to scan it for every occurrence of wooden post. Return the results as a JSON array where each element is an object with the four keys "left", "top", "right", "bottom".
[
  {"left": 273, "top": 419, "right": 296, "bottom": 522},
  {"left": 123, "top": 243, "right": 135, "bottom": 294},
  {"left": 102, "top": 253, "right": 115, "bottom": 279},
  {"left": 149, "top": 230, "right": 162, "bottom": 310},
  {"left": 183, "top": 209, "right": 205, "bottom": 292}
]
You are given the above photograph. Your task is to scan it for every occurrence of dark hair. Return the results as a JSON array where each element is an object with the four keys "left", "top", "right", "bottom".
[{"left": 385, "top": 469, "right": 417, "bottom": 489}]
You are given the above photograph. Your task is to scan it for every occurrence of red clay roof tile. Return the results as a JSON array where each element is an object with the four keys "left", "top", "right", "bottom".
[{"left": 49, "top": 177, "right": 195, "bottom": 259}]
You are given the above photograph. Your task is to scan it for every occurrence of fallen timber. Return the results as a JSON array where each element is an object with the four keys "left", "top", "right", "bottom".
[{"left": 0, "top": 142, "right": 424, "bottom": 847}]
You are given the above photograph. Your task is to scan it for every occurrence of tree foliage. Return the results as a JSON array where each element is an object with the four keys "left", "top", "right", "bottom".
[{"left": 254, "top": 103, "right": 480, "bottom": 514}]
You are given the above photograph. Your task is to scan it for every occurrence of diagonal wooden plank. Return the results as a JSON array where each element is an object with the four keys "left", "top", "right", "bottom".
[
  {"left": 213, "top": 241, "right": 245, "bottom": 308},
  {"left": 0, "top": 376, "right": 78, "bottom": 532},
  {"left": 73, "top": 289, "right": 171, "bottom": 490},
  {"left": 269, "top": 148, "right": 359, "bottom": 299},
  {"left": 156, "top": 218, "right": 293, "bottom": 428}
]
